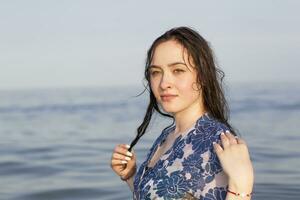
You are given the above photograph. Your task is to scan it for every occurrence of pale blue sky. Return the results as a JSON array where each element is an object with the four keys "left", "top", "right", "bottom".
[{"left": 1, "top": 0, "right": 299, "bottom": 90}]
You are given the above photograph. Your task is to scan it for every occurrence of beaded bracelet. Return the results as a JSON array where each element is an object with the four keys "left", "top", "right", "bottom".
[{"left": 227, "top": 189, "right": 252, "bottom": 197}]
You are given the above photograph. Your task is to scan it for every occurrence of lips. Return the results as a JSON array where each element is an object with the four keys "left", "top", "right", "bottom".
[{"left": 160, "top": 94, "right": 178, "bottom": 101}]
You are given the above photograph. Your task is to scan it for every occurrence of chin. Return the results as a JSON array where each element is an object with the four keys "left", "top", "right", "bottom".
[{"left": 160, "top": 104, "right": 180, "bottom": 114}]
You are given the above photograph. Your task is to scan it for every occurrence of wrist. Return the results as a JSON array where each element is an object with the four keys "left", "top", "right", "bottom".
[
  {"left": 120, "top": 168, "right": 136, "bottom": 181},
  {"left": 121, "top": 175, "right": 133, "bottom": 181},
  {"left": 227, "top": 188, "right": 252, "bottom": 199},
  {"left": 228, "top": 180, "right": 253, "bottom": 194}
]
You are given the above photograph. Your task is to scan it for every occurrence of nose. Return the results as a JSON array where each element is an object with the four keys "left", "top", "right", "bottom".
[{"left": 159, "top": 72, "right": 173, "bottom": 90}]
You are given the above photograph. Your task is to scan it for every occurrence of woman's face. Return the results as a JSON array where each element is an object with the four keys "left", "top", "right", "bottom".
[{"left": 149, "top": 40, "right": 204, "bottom": 115}]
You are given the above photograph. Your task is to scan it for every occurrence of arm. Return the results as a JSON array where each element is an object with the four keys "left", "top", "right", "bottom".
[
  {"left": 124, "top": 175, "right": 135, "bottom": 192},
  {"left": 124, "top": 175, "right": 134, "bottom": 192},
  {"left": 214, "top": 131, "right": 254, "bottom": 200}
]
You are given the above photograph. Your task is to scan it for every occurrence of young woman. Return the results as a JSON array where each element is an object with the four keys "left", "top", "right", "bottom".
[{"left": 111, "top": 27, "right": 254, "bottom": 199}]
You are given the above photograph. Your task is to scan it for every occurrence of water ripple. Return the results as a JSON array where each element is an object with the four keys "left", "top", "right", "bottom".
[{"left": 14, "top": 187, "right": 110, "bottom": 200}]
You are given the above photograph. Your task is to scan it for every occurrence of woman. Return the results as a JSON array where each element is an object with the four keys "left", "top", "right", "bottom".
[{"left": 111, "top": 27, "right": 254, "bottom": 199}]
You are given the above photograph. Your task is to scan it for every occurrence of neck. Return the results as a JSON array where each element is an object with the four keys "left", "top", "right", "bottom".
[{"left": 173, "top": 99, "right": 206, "bottom": 135}]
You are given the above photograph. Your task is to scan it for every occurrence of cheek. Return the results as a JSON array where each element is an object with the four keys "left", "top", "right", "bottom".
[
  {"left": 178, "top": 78, "right": 194, "bottom": 90},
  {"left": 150, "top": 80, "right": 160, "bottom": 98},
  {"left": 179, "top": 79, "right": 200, "bottom": 97}
]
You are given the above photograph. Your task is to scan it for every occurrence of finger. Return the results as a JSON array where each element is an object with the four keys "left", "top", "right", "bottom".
[
  {"left": 237, "top": 138, "right": 246, "bottom": 145},
  {"left": 114, "top": 145, "right": 133, "bottom": 157},
  {"left": 111, "top": 159, "right": 128, "bottom": 166},
  {"left": 118, "top": 144, "right": 131, "bottom": 152},
  {"left": 213, "top": 142, "right": 223, "bottom": 156},
  {"left": 119, "top": 144, "right": 131, "bottom": 149},
  {"left": 112, "top": 153, "right": 132, "bottom": 161},
  {"left": 220, "top": 132, "right": 230, "bottom": 149},
  {"left": 225, "top": 130, "right": 238, "bottom": 145}
]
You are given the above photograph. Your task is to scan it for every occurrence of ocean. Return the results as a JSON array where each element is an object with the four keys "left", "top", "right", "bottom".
[{"left": 0, "top": 82, "right": 299, "bottom": 200}]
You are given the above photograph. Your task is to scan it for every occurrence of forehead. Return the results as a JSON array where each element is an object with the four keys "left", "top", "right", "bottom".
[{"left": 151, "top": 40, "right": 189, "bottom": 66}]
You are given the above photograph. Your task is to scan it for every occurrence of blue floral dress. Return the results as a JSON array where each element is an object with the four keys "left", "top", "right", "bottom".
[{"left": 133, "top": 113, "right": 230, "bottom": 199}]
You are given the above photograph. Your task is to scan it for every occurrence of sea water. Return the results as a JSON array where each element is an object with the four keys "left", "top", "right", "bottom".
[{"left": 0, "top": 82, "right": 299, "bottom": 200}]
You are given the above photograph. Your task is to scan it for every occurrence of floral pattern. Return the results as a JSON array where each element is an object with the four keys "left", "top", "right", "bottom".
[{"left": 133, "top": 113, "right": 229, "bottom": 199}]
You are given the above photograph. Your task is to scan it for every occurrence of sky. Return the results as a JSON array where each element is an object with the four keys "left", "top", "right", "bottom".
[{"left": 1, "top": 0, "right": 299, "bottom": 90}]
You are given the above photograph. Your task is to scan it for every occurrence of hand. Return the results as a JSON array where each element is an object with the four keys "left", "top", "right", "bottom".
[
  {"left": 110, "top": 144, "right": 137, "bottom": 180},
  {"left": 213, "top": 131, "right": 254, "bottom": 192}
]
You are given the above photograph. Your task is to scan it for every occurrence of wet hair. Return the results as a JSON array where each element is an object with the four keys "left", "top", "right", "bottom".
[{"left": 128, "top": 26, "right": 237, "bottom": 152}]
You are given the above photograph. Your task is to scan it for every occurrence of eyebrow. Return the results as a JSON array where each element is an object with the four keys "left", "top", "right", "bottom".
[{"left": 149, "top": 62, "right": 187, "bottom": 69}]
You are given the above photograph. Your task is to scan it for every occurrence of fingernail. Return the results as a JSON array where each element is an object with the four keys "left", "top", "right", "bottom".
[
  {"left": 213, "top": 142, "right": 216, "bottom": 145},
  {"left": 121, "top": 160, "right": 127, "bottom": 164},
  {"left": 125, "top": 156, "right": 131, "bottom": 161},
  {"left": 125, "top": 144, "right": 130, "bottom": 149},
  {"left": 234, "top": 136, "right": 239, "bottom": 139},
  {"left": 221, "top": 132, "right": 225, "bottom": 136},
  {"left": 126, "top": 151, "right": 133, "bottom": 157},
  {"left": 225, "top": 130, "right": 230, "bottom": 134}
]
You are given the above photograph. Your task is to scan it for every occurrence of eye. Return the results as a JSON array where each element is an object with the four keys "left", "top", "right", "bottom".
[
  {"left": 150, "top": 71, "right": 160, "bottom": 76},
  {"left": 174, "top": 69, "right": 185, "bottom": 74}
]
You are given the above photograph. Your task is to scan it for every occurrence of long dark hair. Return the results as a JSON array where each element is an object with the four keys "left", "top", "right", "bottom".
[{"left": 128, "top": 26, "right": 236, "bottom": 152}]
